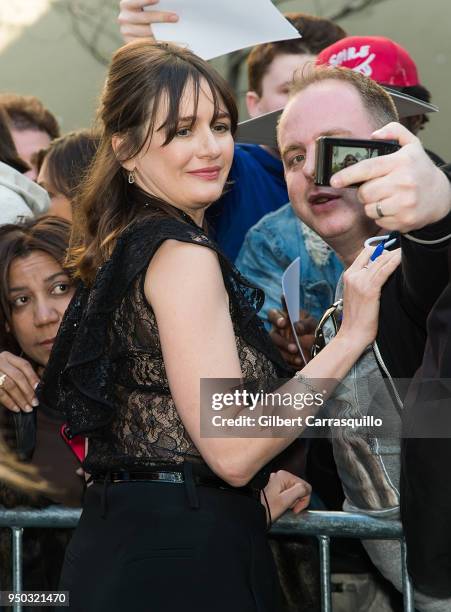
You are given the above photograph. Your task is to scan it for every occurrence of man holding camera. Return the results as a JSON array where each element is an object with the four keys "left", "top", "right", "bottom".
[
  {"left": 274, "top": 65, "right": 451, "bottom": 610},
  {"left": 237, "top": 34, "right": 442, "bottom": 334}
]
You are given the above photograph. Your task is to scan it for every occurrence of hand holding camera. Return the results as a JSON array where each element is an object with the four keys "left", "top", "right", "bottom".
[{"left": 327, "top": 122, "right": 451, "bottom": 233}]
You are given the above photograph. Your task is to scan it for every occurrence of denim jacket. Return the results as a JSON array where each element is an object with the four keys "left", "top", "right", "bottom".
[{"left": 236, "top": 203, "right": 343, "bottom": 328}]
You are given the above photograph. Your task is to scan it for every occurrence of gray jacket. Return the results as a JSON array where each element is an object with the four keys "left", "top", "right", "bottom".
[
  {"left": 325, "top": 276, "right": 401, "bottom": 517},
  {"left": 0, "top": 162, "right": 49, "bottom": 224}
]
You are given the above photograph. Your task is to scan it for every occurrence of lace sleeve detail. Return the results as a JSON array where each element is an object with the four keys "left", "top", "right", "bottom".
[{"left": 38, "top": 214, "right": 290, "bottom": 436}]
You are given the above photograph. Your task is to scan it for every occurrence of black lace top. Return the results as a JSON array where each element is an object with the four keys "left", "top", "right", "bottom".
[{"left": 38, "top": 212, "right": 290, "bottom": 474}]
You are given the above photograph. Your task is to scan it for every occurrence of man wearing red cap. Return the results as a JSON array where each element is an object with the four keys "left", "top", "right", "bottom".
[
  {"left": 273, "top": 64, "right": 451, "bottom": 611},
  {"left": 316, "top": 35, "right": 443, "bottom": 163},
  {"left": 239, "top": 33, "right": 444, "bottom": 341}
]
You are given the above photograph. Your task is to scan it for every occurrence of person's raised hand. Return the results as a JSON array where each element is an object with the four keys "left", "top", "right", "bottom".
[
  {"left": 0, "top": 351, "right": 40, "bottom": 413},
  {"left": 268, "top": 306, "right": 317, "bottom": 368},
  {"left": 262, "top": 470, "right": 312, "bottom": 524},
  {"left": 338, "top": 247, "right": 401, "bottom": 351},
  {"left": 118, "top": 0, "right": 179, "bottom": 43},
  {"left": 331, "top": 122, "right": 451, "bottom": 233}
]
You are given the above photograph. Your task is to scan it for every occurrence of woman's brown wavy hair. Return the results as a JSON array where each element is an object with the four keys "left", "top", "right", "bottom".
[{"left": 69, "top": 40, "right": 238, "bottom": 285}]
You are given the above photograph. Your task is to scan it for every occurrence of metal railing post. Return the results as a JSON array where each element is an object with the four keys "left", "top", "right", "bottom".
[
  {"left": 11, "top": 526, "right": 23, "bottom": 612},
  {"left": 401, "top": 539, "right": 415, "bottom": 612},
  {"left": 318, "top": 535, "right": 332, "bottom": 612}
]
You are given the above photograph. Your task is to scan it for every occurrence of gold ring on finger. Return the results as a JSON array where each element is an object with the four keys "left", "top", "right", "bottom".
[
  {"left": 0, "top": 373, "right": 6, "bottom": 388},
  {"left": 376, "top": 202, "right": 384, "bottom": 218}
]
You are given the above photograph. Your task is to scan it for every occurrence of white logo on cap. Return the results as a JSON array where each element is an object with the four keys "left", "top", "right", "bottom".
[
  {"left": 329, "top": 45, "right": 376, "bottom": 77},
  {"left": 352, "top": 53, "right": 376, "bottom": 77}
]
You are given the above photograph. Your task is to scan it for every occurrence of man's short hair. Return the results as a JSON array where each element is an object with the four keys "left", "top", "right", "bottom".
[
  {"left": 247, "top": 13, "right": 346, "bottom": 96},
  {"left": 288, "top": 66, "right": 399, "bottom": 129},
  {"left": 0, "top": 93, "right": 60, "bottom": 139}
]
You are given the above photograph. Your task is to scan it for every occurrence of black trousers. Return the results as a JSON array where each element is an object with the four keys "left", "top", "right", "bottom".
[{"left": 59, "top": 481, "right": 282, "bottom": 611}]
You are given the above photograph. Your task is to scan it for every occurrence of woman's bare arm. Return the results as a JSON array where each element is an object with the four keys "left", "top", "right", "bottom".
[{"left": 145, "top": 239, "right": 400, "bottom": 486}]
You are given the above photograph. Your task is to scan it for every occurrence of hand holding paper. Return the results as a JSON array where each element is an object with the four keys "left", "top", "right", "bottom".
[
  {"left": 281, "top": 257, "right": 308, "bottom": 366},
  {"left": 118, "top": 0, "right": 179, "bottom": 43},
  {"left": 268, "top": 306, "right": 317, "bottom": 369},
  {"left": 268, "top": 258, "right": 317, "bottom": 368}
]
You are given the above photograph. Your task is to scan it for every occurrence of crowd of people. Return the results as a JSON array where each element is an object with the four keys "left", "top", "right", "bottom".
[{"left": 0, "top": 1, "right": 450, "bottom": 610}]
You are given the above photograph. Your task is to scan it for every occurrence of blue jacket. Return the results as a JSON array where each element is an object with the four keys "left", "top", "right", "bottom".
[
  {"left": 236, "top": 203, "right": 343, "bottom": 327},
  {"left": 206, "top": 144, "right": 288, "bottom": 262}
]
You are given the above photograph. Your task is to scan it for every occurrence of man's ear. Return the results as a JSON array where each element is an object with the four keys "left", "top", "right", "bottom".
[
  {"left": 246, "top": 91, "right": 262, "bottom": 119},
  {"left": 111, "top": 134, "right": 135, "bottom": 171}
]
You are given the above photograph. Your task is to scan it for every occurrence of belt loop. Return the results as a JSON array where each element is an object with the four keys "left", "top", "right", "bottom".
[
  {"left": 183, "top": 461, "right": 199, "bottom": 509},
  {"left": 101, "top": 471, "right": 112, "bottom": 519}
]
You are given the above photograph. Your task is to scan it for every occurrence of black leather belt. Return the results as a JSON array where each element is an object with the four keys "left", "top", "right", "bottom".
[
  {"left": 108, "top": 471, "right": 185, "bottom": 484},
  {"left": 91, "top": 470, "right": 258, "bottom": 500}
]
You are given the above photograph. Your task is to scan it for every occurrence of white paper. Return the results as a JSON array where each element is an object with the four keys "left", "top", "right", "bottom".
[
  {"left": 146, "top": 0, "right": 301, "bottom": 60},
  {"left": 281, "top": 257, "right": 307, "bottom": 366}
]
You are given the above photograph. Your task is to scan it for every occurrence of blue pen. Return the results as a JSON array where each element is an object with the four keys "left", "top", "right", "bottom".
[
  {"left": 370, "top": 241, "right": 385, "bottom": 261},
  {"left": 367, "top": 232, "right": 399, "bottom": 262}
]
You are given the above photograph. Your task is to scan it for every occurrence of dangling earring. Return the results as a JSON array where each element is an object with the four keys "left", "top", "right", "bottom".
[{"left": 128, "top": 169, "right": 136, "bottom": 184}]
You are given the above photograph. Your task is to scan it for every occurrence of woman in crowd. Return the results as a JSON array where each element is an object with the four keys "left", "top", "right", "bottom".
[
  {"left": 0, "top": 215, "right": 83, "bottom": 502},
  {"left": 0, "top": 216, "right": 84, "bottom": 594},
  {"left": 35, "top": 130, "right": 100, "bottom": 221},
  {"left": 0, "top": 217, "right": 74, "bottom": 414},
  {"left": 38, "top": 40, "right": 400, "bottom": 611}
]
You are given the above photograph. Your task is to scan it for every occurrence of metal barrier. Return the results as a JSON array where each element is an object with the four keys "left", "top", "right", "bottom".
[
  {"left": 0, "top": 507, "right": 414, "bottom": 612},
  {"left": 273, "top": 511, "right": 414, "bottom": 612}
]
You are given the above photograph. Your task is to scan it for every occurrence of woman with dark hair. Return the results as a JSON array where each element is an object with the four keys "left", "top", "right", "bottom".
[
  {"left": 0, "top": 216, "right": 83, "bottom": 595},
  {"left": 0, "top": 215, "right": 82, "bottom": 499},
  {"left": 35, "top": 130, "right": 100, "bottom": 221},
  {"left": 0, "top": 216, "right": 73, "bottom": 371},
  {"left": 38, "top": 40, "right": 399, "bottom": 611}
]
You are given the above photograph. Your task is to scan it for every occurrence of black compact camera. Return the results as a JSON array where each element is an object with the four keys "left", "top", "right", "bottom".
[{"left": 314, "top": 137, "right": 399, "bottom": 187}]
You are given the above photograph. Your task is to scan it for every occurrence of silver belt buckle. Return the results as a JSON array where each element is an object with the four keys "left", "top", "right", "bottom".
[{"left": 153, "top": 471, "right": 184, "bottom": 484}]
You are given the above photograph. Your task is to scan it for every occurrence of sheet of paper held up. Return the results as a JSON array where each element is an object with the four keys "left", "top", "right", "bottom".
[
  {"left": 147, "top": 0, "right": 301, "bottom": 60},
  {"left": 281, "top": 257, "right": 307, "bottom": 367}
]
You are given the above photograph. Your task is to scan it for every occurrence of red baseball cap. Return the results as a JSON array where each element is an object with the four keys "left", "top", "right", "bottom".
[{"left": 316, "top": 36, "right": 419, "bottom": 87}]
